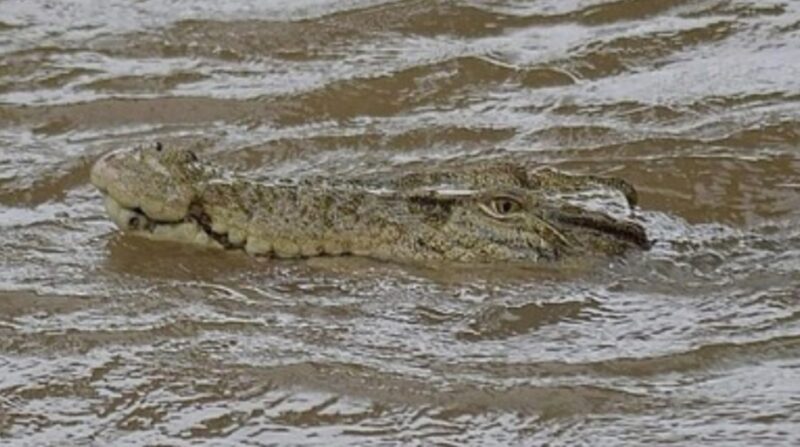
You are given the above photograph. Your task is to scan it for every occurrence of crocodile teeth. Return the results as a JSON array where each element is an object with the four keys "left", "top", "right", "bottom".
[{"left": 102, "top": 195, "right": 223, "bottom": 249}]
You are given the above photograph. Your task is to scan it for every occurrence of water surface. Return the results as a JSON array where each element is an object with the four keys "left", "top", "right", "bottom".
[{"left": 1, "top": 0, "right": 799, "bottom": 445}]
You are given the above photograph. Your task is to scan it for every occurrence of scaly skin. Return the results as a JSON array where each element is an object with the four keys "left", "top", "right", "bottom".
[
  {"left": 345, "top": 162, "right": 639, "bottom": 207},
  {"left": 90, "top": 142, "right": 649, "bottom": 263}
]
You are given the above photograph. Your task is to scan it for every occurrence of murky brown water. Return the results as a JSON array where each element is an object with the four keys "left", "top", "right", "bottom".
[{"left": 2, "top": 0, "right": 800, "bottom": 445}]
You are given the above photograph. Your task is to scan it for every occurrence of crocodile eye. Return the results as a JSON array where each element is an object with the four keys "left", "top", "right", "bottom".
[
  {"left": 480, "top": 196, "right": 523, "bottom": 219},
  {"left": 494, "top": 199, "right": 517, "bottom": 214},
  {"left": 128, "top": 216, "right": 140, "bottom": 229}
]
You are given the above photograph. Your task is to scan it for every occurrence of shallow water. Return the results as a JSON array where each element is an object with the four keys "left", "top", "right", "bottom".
[{"left": 1, "top": 0, "right": 800, "bottom": 445}]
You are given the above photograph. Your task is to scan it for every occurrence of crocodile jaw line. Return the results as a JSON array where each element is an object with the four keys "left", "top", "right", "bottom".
[{"left": 102, "top": 194, "right": 224, "bottom": 249}]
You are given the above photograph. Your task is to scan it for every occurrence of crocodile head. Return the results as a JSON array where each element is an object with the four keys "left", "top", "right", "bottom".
[
  {"left": 91, "top": 142, "right": 222, "bottom": 247},
  {"left": 91, "top": 142, "right": 208, "bottom": 220},
  {"left": 91, "top": 142, "right": 649, "bottom": 263},
  {"left": 384, "top": 187, "right": 649, "bottom": 262}
]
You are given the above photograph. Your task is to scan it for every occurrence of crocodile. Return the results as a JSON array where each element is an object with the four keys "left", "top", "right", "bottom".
[{"left": 90, "top": 142, "right": 649, "bottom": 263}]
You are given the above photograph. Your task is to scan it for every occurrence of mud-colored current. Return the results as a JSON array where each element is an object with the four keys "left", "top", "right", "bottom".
[{"left": 1, "top": 1, "right": 800, "bottom": 445}]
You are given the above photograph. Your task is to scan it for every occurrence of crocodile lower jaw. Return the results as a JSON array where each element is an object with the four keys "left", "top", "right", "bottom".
[
  {"left": 101, "top": 194, "right": 354, "bottom": 258},
  {"left": 102, "top": 194, "right": 224, "bottom": 249}
]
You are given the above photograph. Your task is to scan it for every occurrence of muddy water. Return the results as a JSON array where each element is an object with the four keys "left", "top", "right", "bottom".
[{"left": 1, "top": 0, "right": 799, "bottom": 445}]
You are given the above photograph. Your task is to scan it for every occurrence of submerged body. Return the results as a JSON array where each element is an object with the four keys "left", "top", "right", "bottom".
[{"left": 90, "top": 143, "right": 649, "bottom": 263}]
